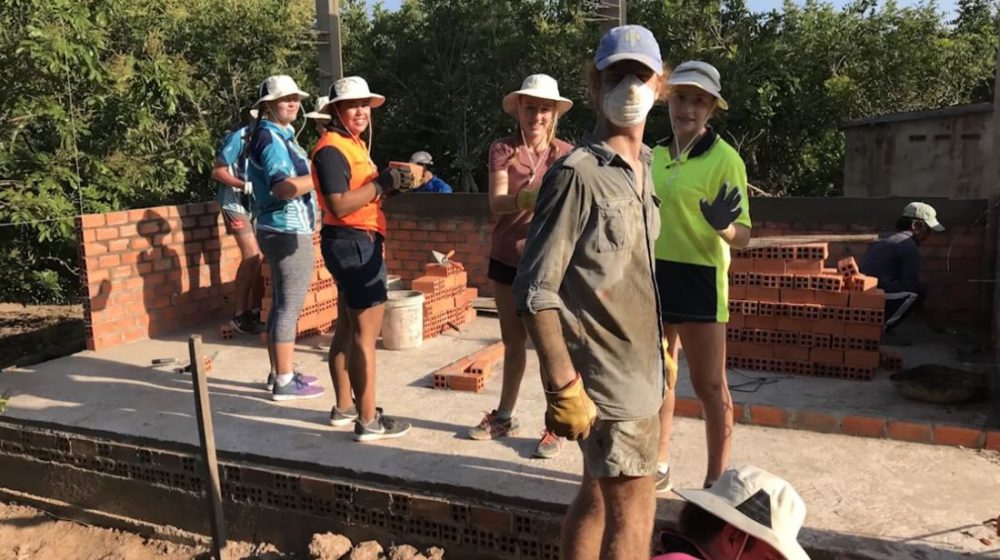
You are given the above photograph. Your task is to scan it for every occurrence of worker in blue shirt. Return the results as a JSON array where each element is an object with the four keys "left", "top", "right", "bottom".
[{"left": 409, "top": 151, "right": 454, "bottom": 193}]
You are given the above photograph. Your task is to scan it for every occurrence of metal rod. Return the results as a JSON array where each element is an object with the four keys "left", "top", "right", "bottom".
[{"left": 188, "top": 335, "right": 228, "bottom": 559}]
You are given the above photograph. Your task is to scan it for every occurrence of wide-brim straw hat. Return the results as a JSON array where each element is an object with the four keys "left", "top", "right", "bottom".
[
  {"left": 321, "top": 76, "right": 385, "bottom": 114},
  {"left": 502, "top": 74, "right": 573, "bottom": 117},
  {"left": 253, "top": 75, "right": 309, "bottom": 107}
]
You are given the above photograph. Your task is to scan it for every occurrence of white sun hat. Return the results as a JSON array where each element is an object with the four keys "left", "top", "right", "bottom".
[
  {"left": 502, "top": 74, "right": 573, "bottom": 117},
  {"left": 253, "top": 75, "right": 309, "bottom": 107},
  {"left": 321, "top": 76, "right": 386, "bottom": 113},
  {"left": 668, "top": 61, "right": 729, "bottom": 110},
  {"left": 674, "top": 465, "right": 809, "bottom": 560},
  {"left": 304, "top": 96, "right": 332, "bottom": 120}
]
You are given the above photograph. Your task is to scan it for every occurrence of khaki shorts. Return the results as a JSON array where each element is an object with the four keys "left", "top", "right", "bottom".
[{"left": 579, "top": 414, "right": 659, "bottom": 479}]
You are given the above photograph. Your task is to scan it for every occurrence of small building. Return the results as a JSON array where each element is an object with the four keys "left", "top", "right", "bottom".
[{"left": 841, "top": 102, "right": 993, "bottom": 199}]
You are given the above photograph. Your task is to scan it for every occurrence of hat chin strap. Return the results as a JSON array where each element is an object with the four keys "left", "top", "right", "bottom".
[{"left": 335, "top": 107, "right": 375, "bottom": 160}]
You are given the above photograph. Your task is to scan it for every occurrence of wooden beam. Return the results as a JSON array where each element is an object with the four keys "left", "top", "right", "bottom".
[
  {"left": 188, "top": 335, "right": 228, "bottom": 560},
  {"left": 747, "top": 234, "right": 879, "bottom": 249}
]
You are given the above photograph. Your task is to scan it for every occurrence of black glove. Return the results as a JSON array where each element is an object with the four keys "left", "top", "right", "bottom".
[
  {"left": 699, "top": 182, "right": 743, "bottom": 231},
  {"left": 374, "top": 166, "right": 414, "bottom": 196}
]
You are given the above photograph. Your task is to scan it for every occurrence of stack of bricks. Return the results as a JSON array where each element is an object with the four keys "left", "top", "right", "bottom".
[
  {"left": 411, "top": 258, "right": 478, "bottom": 340},
  {"left": 727, "top": 244, "right": 886, "bottom": 380},
  {"left": 432, "top": 342, "right": 504, "bottom": 392},
  {"left": 259, "top": 234, "right": 339, "bottom": 339}
]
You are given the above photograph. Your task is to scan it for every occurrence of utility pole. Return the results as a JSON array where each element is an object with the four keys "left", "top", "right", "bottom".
[
  {"left": 597, "top": 0, "right": 626, "bottom": 33},
  {"left": 315, "top": 0, "right": 344, "bottom": 94}
]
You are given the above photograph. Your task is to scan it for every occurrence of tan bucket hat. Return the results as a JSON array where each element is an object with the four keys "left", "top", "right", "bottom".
[
  {"left": 253, "top": 75, "right": 309, "bottom": 107},
  {"left": 304, "top": 96, "right": 332, "bottom": 120},
  {"left": 321, "top": 76, "right": 385, "bottom": 113},
  {"left": 502, "top": 74, "right": 573, "bottom": 117}
]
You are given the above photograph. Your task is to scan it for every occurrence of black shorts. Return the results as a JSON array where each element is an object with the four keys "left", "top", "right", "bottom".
[
  {"left": 487, "top": 258, "right": 518, "bottom": 286},
  {"left": 655, "top": 259, "right": 720, "bottom": 324},
  {"left": 320, "top": 226, "right": 388, "bottom": 310}
]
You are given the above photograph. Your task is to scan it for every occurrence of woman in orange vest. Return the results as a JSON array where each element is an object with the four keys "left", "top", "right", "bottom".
[{"left": 311, "top": 76, "right": 415, "bottom": 442}]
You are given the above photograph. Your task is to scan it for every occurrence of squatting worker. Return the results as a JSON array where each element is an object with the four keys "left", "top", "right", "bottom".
[
  {"left": 653, "top": 61, "right": 751, "bottom": 492},
  {"left": 513, "top": 25, "right": 667, "bottom": 560},
  {"left": 247, "top": 75, "right": 322, "bottom": 401},
  {"left": 311, "top": 76, "right": 414, "bottom": 442},
  {"left": 467, "top": 73, "right": 574, "bottom": 460},
  {"left": 211, "top": 107, "right": 265, "bottom": 335}
]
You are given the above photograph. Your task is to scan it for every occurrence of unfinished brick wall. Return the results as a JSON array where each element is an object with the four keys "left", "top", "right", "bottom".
[{"left": 76, "top": 202, "right": 240, "bottom": 351}]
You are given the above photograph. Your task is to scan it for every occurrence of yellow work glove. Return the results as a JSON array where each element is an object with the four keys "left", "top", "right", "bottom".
[
  {"left": 544, "top": 374, "right": 597, "bottom": 440},
  {"left": 516, "top": 188, "right": 538, "bottom": 211},
  {"left": 663, "top": 338, "right": 678, "bottom": 390}
]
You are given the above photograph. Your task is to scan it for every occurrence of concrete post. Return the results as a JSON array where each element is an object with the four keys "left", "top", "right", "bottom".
[
  {"left": 315, "top": 0, "right": 344, "bottom": 94},
  {"left": 597, "top": 0, "right": 626, "bottom": 34}
]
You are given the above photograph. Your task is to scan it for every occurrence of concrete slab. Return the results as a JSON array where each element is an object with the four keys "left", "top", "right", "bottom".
[{"left": 1, "top": 316, "right": 998, "bottom": 558}]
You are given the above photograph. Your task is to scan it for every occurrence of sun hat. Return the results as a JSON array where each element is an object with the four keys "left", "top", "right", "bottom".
[
  {"left": 253, "top": 75, "right": 309, "bottom": 107},
  {"left": 594, "top": 25, "right": 663, "bottom": 75},
  {"left": 304, "top": 96, "right": 332, "bottom": 120},
  {"left": 902, "top": 202, "right": 945, "bottom": 232},
  {"left": 502, "top": 74, "right": 573, "bottom": 117},
  {"left": 410, "top": 151, "right": 434, "bottom": 166},
  {"left": 321, "top": 76, "right": 385, "bottom": 113},
  {"left": 674, "top": 465, "right": 809, "bottom": 560},
  {"left": 668, "top": 61, "right": 728, "bottom": 110}
]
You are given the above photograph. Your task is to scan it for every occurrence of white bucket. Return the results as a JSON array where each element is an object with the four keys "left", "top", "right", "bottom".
[
  {"left": 386, "top": 274, "right": 403, "bottom": 291},
  {"left": 381, "top": 290, "right": 425, "bottom": 350}
]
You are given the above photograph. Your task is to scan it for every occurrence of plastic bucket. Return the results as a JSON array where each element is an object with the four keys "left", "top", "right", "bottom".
[
  {"left": 381, "top": 290, "right": 425, "bottom": 350},
  {"left": 386, "top": 274, "right": 403, "bottom": 291}
]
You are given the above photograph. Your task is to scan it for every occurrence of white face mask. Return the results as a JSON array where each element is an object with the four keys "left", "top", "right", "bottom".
[{"left": 602, "top": 74, "right": 656, "bottom": 128}]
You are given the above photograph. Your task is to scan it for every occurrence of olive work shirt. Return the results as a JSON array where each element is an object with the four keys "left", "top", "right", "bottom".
[{"left": 513, "top": 135, "right": 665, "bottom": 421}]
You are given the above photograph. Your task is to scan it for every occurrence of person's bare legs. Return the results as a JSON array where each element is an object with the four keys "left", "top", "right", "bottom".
[
  {"left": 348, "top": 304, "right": 385, "bottom": 423},
  {"left": 231, "top": 230, "right": 261, "bottom": 315},
  {"left": 676, "top": 322, "right": 732, "bottom": 485},
  {"left": 657, "top": 324, "right": 681, "bottom": 466},
  {"left": 328, "top": 295, "right": 354, "bottom": 410},
  {"left": 598, "top": 475, "right": 656, "bottom": 559},
  {"left": 494, "top": 281, "right": 528, "bottom": 412},
  {"left": 560, "top": 471, "right": 604, "bottom": 560}
]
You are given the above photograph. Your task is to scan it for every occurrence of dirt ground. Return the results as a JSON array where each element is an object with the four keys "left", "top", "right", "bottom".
[
  {"left": 0, "top": 303, "right": 85, "bottom": 369},
  {"left": 0, "top": 501, "right": 294, "bottom": 559}
]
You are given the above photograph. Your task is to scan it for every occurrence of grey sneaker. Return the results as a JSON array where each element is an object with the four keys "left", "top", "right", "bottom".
[
  {"left": 467, "top": 410, "right": 520, "bottom": 440},
  {"left": 354, "top": 409, "right": 411, "bottom": 442},
  {"left": 533, "top": 430, "right": 563, "bottom": 459},
  {"left": 330, "top": 405, "right": 359, "bottom": 427},
  {"left": 655, "top": 468, "right": 672, "bottom": 493},
  {"left": 271, "top": 375, "right": 325, "bottom": 402},
  {"left": 266, "top": 372, "right": 318, "bottom": 391}
]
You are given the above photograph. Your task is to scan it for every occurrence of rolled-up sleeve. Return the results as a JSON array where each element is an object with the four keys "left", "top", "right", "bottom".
[{"left": 513, "top": 166, "right": 590, "bottom": 315}]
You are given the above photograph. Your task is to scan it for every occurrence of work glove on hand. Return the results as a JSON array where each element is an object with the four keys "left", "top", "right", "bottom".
[
  {"left": 663, "top": 339, "right": 678, "bottom": 390},
  {"left": 374, "top": 166, "right": 414, "bottom": 197},
  {"left": 544, "top": 374, "right": 597, "bottom": 440},
  {"left": 699, "top": 182, "right": 743, "bottom": 232},
  {"left": 516, "top": 188, "right": 538, "bottom": 211},
  {"left": 242, "top": 181, "right": 253, "bottom": 196}
]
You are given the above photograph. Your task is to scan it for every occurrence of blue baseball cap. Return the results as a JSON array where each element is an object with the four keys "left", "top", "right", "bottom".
[{"left": 594, "top": 25, "right": 663, "bottom": 75}]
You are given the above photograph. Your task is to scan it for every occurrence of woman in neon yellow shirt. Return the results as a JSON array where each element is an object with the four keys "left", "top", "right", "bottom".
[{"left": 652, "top": 61, "right": 751, "bottom": 491}]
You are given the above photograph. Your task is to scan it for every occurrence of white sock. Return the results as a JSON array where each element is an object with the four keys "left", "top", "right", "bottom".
[
  {"left": 657, "top": 462, "right": 670, "bottom": 475},
  {"left": 275, "top": 372, "right": 294, "bottom": 387}
]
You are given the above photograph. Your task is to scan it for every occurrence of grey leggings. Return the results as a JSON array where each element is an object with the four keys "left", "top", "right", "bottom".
[{"left": 258, "top": 230, "right": 315, "bottom": 343}]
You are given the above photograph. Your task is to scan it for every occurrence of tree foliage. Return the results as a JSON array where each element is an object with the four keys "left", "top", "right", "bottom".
[{"left": 1, "top": 0, "right": 997, "bottom": 302}]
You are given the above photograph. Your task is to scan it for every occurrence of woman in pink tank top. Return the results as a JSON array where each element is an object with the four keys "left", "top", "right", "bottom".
[{"left": 466, "top": 74, "right": 574, "bottom": 459}]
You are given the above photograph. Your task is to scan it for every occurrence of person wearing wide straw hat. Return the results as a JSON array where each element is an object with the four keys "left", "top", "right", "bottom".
[
  {"left": 210, "top": 106, "right": 265, "bottom": 335},
  {"left": 652, "top": 61, "right": 751, "bottom": 493},
  {"left": 311, "top": 76, "right": 414, "bottom": 442},
  {"left": 247, "top": 74, "right": 323, "bottom": 401},
  {"left": 305, "top": 95, "right": 332, "bottom": 135},
  {"left": 654, "top": 465, "right": 809, "bottom": 560},
  {"left": 466, "top": 73, "right": 573, "bottom": 459}
]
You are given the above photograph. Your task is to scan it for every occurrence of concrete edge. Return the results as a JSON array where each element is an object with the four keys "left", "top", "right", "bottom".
[{"left": 673, "top": 397, "right": 1000, "bottom": 451}]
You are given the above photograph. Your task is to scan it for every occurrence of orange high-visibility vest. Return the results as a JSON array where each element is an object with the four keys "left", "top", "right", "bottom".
[{"left": 311, "top": 129, "right": 386, "bottom": 235}]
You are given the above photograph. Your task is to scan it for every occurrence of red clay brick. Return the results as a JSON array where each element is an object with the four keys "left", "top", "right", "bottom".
[
  {"left": 852, "top": 323, "right": 883, "bottom": 340},
  {"left": 811, "top": 319, "right": 846, "bottom": 336},
  {"left": 95, "top": 227, "right": 119, "bottom": 241},
  {"left": 730, "top": 258, "right": 751, "bottom": 273},
  {"left": 79, "top": 214, "right": 105, "bottom": 228},
  {"left": 844, "top": 350, "right": 879, "bottom": 369},
  {"left": 674, "top": 398, "right": 702, "bottom": 418},
  {"left": 840, "top": 416, "right": 886, "bottom": 438},
  {"left": 97, "top": 255, "right": 120, "bottom": 269},
  {"left": 780, "top": 289, "right": 815, "bottom": 304},
  {"left": 809, "top": 348, "right": 843, "bottom": 365},
  {"left": 745, "top": 286, "right": 780, "bottom": 302},
  {"left": 107, "top": 238, "right": 129, "bottom": 253},
  {"left": 774, "top": 345, "right": 809, "bottom": 361},
  {"left": 750, "top": 405, "right": 787, "bottom": 427},
  {"left": 137, "top": 221, "right": 162, "bottom": 235},
  {"left": 785, "top": 259, "right": 822, "bottom": 274},
  {"left": 814, "top": 290, "right": 850, "bottom": 307},
  {"left": 792, "top": 411, "right": 840, "bottom": 433},
  {"left": 777, "top": 317, "right": 811, "bottom": 332},
  {"left": 985, "top": 431, "right": 1000, "bottom": 451},
  {"left": 105, "top": 211, "right": 129, "bottom": 226},
  {"left": 752, "top": 259, "right": 786, "bottom": 274},
  {"left": 887, "top": 420, "right": 932, "bottom": 443},
  {"left": 932, "top": 425, "right": 983, "bottom": 448},
  {"left": 729, "top": 286, "right": 747, "bottom": 300},
  {"left": 849, "top": 288, "right": 885, "bottom": 309},
  {"left": 850, "top": 275, "right": 878, "bottom": 292}
]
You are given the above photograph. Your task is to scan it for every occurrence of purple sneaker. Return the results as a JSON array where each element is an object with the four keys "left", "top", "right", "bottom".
[
  {"left": 266, "top": 372, "right": 319, "bottom": 391},
  {"left": 271, "top": 375, "right": 325, "bottom": 401}
]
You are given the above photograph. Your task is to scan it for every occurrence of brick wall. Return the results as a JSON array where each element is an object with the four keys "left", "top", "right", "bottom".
[{"left": 76, "top": 202, "right": 240, "bottom": 351}]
